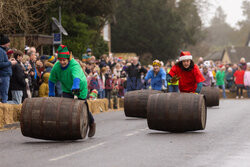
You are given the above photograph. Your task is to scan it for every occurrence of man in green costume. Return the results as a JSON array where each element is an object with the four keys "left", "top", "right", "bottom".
[{"left": 48, "top": 44, "right": 96, "bottom": 137}]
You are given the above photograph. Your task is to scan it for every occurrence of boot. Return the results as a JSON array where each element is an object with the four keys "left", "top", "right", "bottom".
[{"left": 88, "top": 122, "right": 96, "bottom": 137}]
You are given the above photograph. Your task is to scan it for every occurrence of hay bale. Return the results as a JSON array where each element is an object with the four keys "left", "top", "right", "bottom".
[
  {"left": 87, "top": 99, "right": 109, "bottom": 114},
  {"left": 119, "top": 98, "right": 124, "bottom": 108},
  {"left": 0, "top": 103, "right": 22, "bottom": 128},
  {"left": 0, "top": 107, "right": 3, "bottom": 128}
]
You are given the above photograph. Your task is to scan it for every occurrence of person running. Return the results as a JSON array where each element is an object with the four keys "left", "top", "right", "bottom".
[
  {"left": 166, "top": 51, "right": 205, "bottom": 93},
  {"left": 48, "top": 45, "right": 96, "bottom": 137},
  {"left": 144, "top": 60, "right": 167, "bottom": 91}
]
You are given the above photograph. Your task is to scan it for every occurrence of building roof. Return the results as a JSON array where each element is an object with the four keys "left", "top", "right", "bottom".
[
  {"left": 224, "top": 46, "right": 250, "bottom": 63},
  {"left": 204, "top": 51, "right": 223, "bottom": 61}
]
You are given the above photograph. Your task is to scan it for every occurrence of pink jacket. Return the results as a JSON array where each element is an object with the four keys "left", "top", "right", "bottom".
[{"left": 244, "top": 71, "right": 250, "bottom": 86}]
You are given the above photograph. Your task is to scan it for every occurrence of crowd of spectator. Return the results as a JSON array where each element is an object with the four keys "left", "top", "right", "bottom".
[{"left": 1, "top": 34, "right": 250, "bottom": 107}]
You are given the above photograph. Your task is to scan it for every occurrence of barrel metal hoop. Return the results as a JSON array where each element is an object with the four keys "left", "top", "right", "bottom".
[
  {"left": 20, "top": 99, "right": 27, "bottom": 133},
  {"left": 56, "top": 98, "right": 63, "bottom": 136},
  {"left": 40, "top": 98, "right": 46, "bottom": 137},
  {"left": 29, "top": 98, "right": 35, "bottom": 136},
  {"left": 69, "top": 99, "right": 74, "bottom": 137}
]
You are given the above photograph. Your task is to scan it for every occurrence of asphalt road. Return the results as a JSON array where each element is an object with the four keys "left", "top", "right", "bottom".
[{"left": 1, "top": 99, "right": 250, "bottom": 167}]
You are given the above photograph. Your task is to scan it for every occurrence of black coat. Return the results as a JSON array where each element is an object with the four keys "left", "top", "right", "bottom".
[
  {"left": 125, "top": 63, "right": 147, "bottom": 78},
  {"left": 10, "top": 61, "right": 26, "bottom": 90}
]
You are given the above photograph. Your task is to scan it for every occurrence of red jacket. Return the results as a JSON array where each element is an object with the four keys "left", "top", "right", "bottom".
[
  {"left": 234, "top": 70, "right": 245, "bottom": 85},
  {"left": 169, "top": 64, "right": 205, "bottom": 93}
]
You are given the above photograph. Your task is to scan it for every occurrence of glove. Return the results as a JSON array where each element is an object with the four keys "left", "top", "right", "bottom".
[
  {"left": 72, "top": 89, "right": 80, "bottom": 95},
  {"left": 170, "top": 75, "right": 181, "bottom": 84}
]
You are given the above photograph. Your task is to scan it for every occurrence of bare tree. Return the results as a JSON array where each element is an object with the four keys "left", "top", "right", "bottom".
[{"left": 0, "top": 0, "right": 53, "bottom": 34}]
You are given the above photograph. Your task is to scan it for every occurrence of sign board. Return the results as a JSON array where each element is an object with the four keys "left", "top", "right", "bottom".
[
  {"left": 52, "top": 17, "right": 68, "bottom": 36},
  {"left": 53, "top": 33, "right": 61, "bottom": 44}
]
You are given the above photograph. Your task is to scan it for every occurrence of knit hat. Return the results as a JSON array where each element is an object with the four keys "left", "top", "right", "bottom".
[
  {"left": 48, "top": 55, "right": 56, "bottom": 63},
  {"left": 86, "top": 48, "right": 92, "bottom": 53},
  {"left": 179, "top": 51, "right": 192, "bottom": 61},
  {"left": 0, "top": 34, "right": 10, "bottom": 45},
  {"left": 89, "top": 89, "right": 98, "bottom": 99},
  {"left": 57, "top": 44, "right": 70, "bottom": 59},
  {"left": 247, "top": 62, "right": 250, "bottom": 67}
]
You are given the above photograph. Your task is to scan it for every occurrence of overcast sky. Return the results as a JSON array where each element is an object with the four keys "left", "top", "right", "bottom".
[{"left": 204, "top": 0, "right": 248, "bottom": 28}]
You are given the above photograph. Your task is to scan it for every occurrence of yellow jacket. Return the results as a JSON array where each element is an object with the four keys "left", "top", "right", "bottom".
[{"left": 39, "top": 72, "right": 50, "bottom": 97}]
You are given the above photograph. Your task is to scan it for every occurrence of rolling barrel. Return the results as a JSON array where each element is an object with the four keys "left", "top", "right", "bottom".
[
  {"left": 124, "top": 90, "right": 161, "bottom": 118},
  {"left": 147, "top": 93, "right": 207, "bottom": 132},
  {"left": 200, "top": 86, "right": 220, "bottom": 107},
  {"left": 20, "top": 97, "right": 88, "bottom": 140}
]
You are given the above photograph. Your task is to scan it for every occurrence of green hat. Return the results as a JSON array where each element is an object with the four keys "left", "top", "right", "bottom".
[{"left": 57, "top": 44, "right": 70, "bottom": 59}]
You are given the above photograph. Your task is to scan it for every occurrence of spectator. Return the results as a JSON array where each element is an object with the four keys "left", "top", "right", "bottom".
[
  {"left": 88, "top": 72, "right": 100, "bottom": 92},
  {"left": 225, "top": 67, "right": 234, "bottom": 89},
  {"left": 99, "top": 54, "right": 108, "bottom": 69},
  {"left": 232, "top": 64, "right": 238, "bottom": 74},
  {"left": 7, "top": 49, "right": 14, "bottom": 60},
  {"left": 28, "top": 51, "right": 38, "bottom": 97},
  {"left": 44, "top": 55, "right": 56, "bottom": 72},
  {"left": 216, "top": 66, "right": 226, "bottom": 98},
  {"left": 113, "top": 63, "right": 122, "bottom": 78},
  {"left": 234, "top": 64, "right": 245, "bottom": 99},
  {"left": 39, "top": 72, "right": 50, "bottom": 97},
  {"left": 0, "top": 34, "right": 17, "bottom": 103},
  {"left": 105, "top": 73, "right": 113, "bottom": 108},
  {"left": 244, "top": 63, "right": 250, "bottom": 98},
  {"left": 201, "top": 66, "right": 213, "bottom": 87},
  {"left": 239, "top": 57, "right": 247, "bottom": 71},
  {"left": 98, "top": 67, "right": 107, "bottom": 99},
  {"left": 82, "top": 48, "right": 92, "bottom": 63},
  {"left": 9, "top": 50, "right": 26, "bottom": 104},
  {"left": 197, "top": 57, "right": 204, "bottom": 68},
  {"left": 125, "top": 57, "right": 147, "bottom": 91},
  {"left": 89, "top": 89, "right": 98, "bottom": 100}
]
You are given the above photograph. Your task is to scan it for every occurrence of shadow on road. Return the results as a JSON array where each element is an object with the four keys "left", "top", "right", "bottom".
[
  {"left": 22, "top": 139, "right": 86, "bottom": 145},
  {"left": 125, "top": 118, "right": 145, "bottom": 120},
  {"left": 146, "top": 131, "right": 206, "bottom": 136}
]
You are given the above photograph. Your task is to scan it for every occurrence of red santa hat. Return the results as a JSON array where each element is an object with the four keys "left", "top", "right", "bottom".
[{"left": 179, "top": 51, "right": 192, "bottom": 61}]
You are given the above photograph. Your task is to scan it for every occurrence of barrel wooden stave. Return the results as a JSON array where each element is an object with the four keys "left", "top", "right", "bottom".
[
  {"left": 147, "top": 93, "right": 207, "bottom": 132},
  {"left": 124, "top": 90, "right": 161, "bottom": 118},
  {"left": 201, "top": 87, "right": 220, "bottom": 107},
  {"left": 20, "top": 97, "right": 88, "bottom": 140}
]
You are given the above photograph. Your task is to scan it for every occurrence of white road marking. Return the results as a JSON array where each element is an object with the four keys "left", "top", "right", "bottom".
[
  {"left": 49, "top": 142, "right": 105, "bottom": 161},
  {"left": 125, "top": 128, "right": 148, "bottom": 137}
]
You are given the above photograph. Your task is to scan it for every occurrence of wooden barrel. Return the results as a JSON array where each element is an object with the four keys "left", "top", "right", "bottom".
[
  {"left": 124, "top": 90, "right": 161, "bottom": 118},
  {"left": 200, "top": 86, "right": 220, "bottom": 107},
  {"left": 20, "top": 97, "right": 88, "bottom": 140},
  {"left": 147, "top": 93, "right": 207, "bottom": 132}
]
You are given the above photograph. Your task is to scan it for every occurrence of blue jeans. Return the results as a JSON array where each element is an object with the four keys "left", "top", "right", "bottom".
[
  {"left": 98, "top": 89, "right": 105, "bottom": 99},
  {"left": 0, "top": 76, "right": 10, "bottom": 103},
  {"left": 168, "top": 85, "right": 179, "bottom": 92},
  {"left": 246, "top": 86, "right": 250, "bottom": 98},
  {"left": 62, "top": 92, "right": 94, "bottom": 125},
  {"left": 8, "top": 90, "right": 23, "bottom": 104},
  {"left": 217, "top": 85, "right": 226, "bottom": 98}
]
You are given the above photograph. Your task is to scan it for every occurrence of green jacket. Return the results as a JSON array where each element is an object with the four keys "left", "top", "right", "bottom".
[
  {"left": 216, "top": 70, "right": 225, "bottom": 86},
  {"left": 49, "top": 58, "right": 88, "bottom": 99}
]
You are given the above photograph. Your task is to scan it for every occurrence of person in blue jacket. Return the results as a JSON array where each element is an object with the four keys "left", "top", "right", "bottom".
[{"left": 144, "top": 60, "right": 167, "bottom": 91}]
